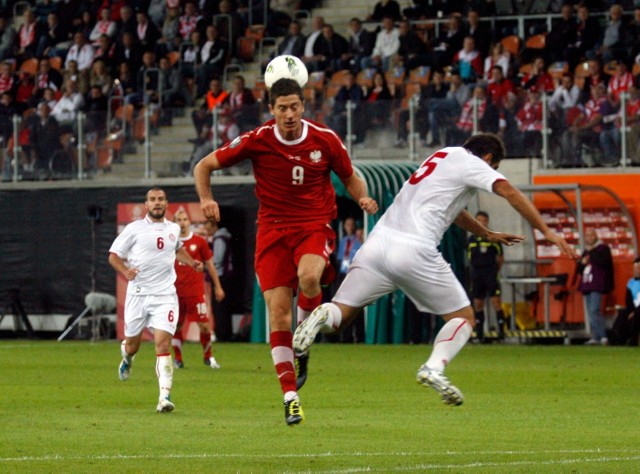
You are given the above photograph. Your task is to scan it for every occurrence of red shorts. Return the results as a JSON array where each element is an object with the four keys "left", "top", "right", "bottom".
[
  {"left": 177, "top": 295, "right": 208, "bottom": 324},
  {"left": 255, "top": 223, "right": 336, "bottom": 292}
]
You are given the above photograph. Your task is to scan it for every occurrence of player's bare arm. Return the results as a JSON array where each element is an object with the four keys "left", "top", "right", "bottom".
[
  {"left": 194, "top": 151, "right": 223, "bottom": 222},
  {"left": 454, "top": 210, "right": 524, "bottom": 246},
  {"left": 108, "top": 252, "right": 139, "bottom": 280},
  {"left": 341, "top": 173, "right": 378, "bottom": 214},
  {"left": 205, "top": 258, "right": 226, "bottom": 302},
  {"left": 493, "top": 180, "right": 578, "bottom": 258},
  {"left": 176, "top": 247, "right": 204, "bottom": 272}
]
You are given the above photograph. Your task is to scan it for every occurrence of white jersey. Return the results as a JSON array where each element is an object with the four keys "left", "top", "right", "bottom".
[
  {"left": 109, "top": 216, "right": 182, "bottom": 296},
  {"left": 377, "top": 147, "right": 506, "bottom": 245}
]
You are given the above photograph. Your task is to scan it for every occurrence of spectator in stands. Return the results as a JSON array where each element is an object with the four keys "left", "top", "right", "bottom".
[
  {"left": 34, "top": 0, "right": 57, "bottom": 23},
  {"left": 33, "top": 57, "right": 63, "bottom": 100},
  {"left": 363, "top": 70, "right": 394, "bottom": 131},
  {"left": 361, "top": 16, "right": 400, "bottom": 72},
  {"left": 126, "top": 50, "right": 160, "bottom": 107},
  {"left": 522, "top": 56, "right": 555, "bottom": 94},
  {"left": 227, "top": 74, "right": 258, "bottom": 132},
  {"left": 0, "top": 14, "right": 16, "bottom": 62},
  {"left": 487, "top": 65, "right": 516, "bottom": 110},
  {"left": 629, "top": 8, "right": 640, "bottom": 65},
  {"left": 157, "top": 6, "right": 180, "bottom": 55},
  {"left": 270, "top": 20, "right": 305, "bottom": 62},
  {"left": 397, "top": 69, "right": 448, "bottom": 147},
  {"left": 73, "top": 10, "right": 96, "bottom": 41},
  {"left": 368, "top": 0, "right": 402, "bottom": 22},
  {"left": 90, "top": 7, "right": 117, "bottom": 46},
  {"left": 62, "top": 59, "right": 89, "bottom": 95},
  {"left": 179, "top": 1, "right": 203, "bottom": 42},
  {"left": 607, "top": 60, "right": 633, "bottom": 106},
  {"left": 598, "top": 3, "right": 629, "bottom": 64},
  {"left": 148, "top": 0, "right": 168, "bottom": 27},
  {"left": 516, "top": 89, "right": 543, "bottom": 157},
  {"left": 584, "top": 58, "right": 609, "bottom": 90},
  {"left": 549, "top": 73, "right": 581, "bottom": 136},
  {"left": 159, "top": 55, "right": 187, "bottom": 109},
  {"left": 452, "top": 36, "right": 483, "bottom": 84},
  {"left": 329, "top": 69, "right": 365, "bottom": 144},
  {"left": 117, "top": 5, "right": 137, "bottom": 37},
  {"left": 0, "top": 61, "right": 16, "bottom": 96},
  {"left": 571, "top": 5, "right": 601, "bottom": 62},
  {"left": 342, "top": 18, "right": 374, "bottom": 73},
  {"left": 302, "top": 16, "right": 325, "bottom": 69},
  {"left": 216, "top": 0, "right": 244, "bottom": 57},
  {"left": 51, "top": 78, "right": 85, "bottom": 133},
  {"left": 114, "top": 31, "right": 142, "bottom": 75},
  {"left": 483, "top": 42, "right": 511, "bottom": 81},
  {"left": 16, "top": 9, "right": 38, "bottom": 65},
  {"left": 89, "top": 59, "right": 112, "bottom": 96},
  {"left": 65, "top": 32, "right": 95, "bottom": 75},
  {"left": 197, "top": 25, "right": 228, "bottom": 97},
  {"left": 83, "top": 84, "right": 108, "bottom": 136},
  {"left": 432, "top": 13, "right": 465, "bottom": 71},
  {"left": 498, "top": 91, "right": 523, "bottom": 157},
  {"left": 0, "top": 91, "right": 16, "bottom": 144},
  {"left": 36, "top": 11, "right": 70, "bottom": 59},
  {"left": 15, "top": 72, "right": 35, "bottom": 113},
  {"left": 135, "top": 9, "right": 162, "bottom": 53},
  {"left": 464, "top": 9, "right": 492, "bottom": 58},
  {"left": 29, "top": 101, "right": 61, "bottom": 172},
  {"left": 191, "top": 77, "right": 229, "bottom": 145},
  {"left": 547, "top": 3, "right": 578, "bottom": 65},
  {"left": 614, "top": 85, "right": 640, "bottom": 165},
  {"left": 561, "top": 82, "right": 612, "bottom": 167},
  {"left": 114, "top": 61, "right": 136, "bottom": 100},
  {"left": 313, "top": 24, "right": 349, "bottom": 75},
  {"left": 403, "top": 0, "right": 430, "bottom": 21},
  {"left": 448, "top": 84, "right": 498, "bottom": 144},
  {"left": 395, "top": 19, "right": 431, "bottom": 71},
  {"left": 268, "top": 0, "right": 296, "bottom": 37},
  {"left": 93, "top": 34, "right": 116, "bottom": 71},
  {"left": 427, "top": 70, "right": 469, "bottom": 147},
  {"left": 577, "top": 227, "right": 613, "bottom": 346}
]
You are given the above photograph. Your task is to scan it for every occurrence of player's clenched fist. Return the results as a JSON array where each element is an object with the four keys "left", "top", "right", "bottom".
[
  {"left": 200, "top": 199, "right": 220, "bottom": 222},
  {"left": 359, "top": 197, "right": 378, "bottom": 215}
]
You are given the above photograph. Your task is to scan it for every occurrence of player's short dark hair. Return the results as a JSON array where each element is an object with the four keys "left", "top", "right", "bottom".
[
  {"left": 634, "top": 256, "right": 640, "bottom": 264},
  {"left": 463, "top": 133, "right": 506, "bottom": 165},
  {"left": 269, "top": 78, "right": 304, "bottom": 106},
  {"left": 145, "top": 187, "right": 167, "bottom": 200},
  {"left": 475, "top": 210, "right": 489, "bottom": 220}
]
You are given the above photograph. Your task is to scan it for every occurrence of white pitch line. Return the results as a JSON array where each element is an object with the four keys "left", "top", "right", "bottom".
[{"left": 1, "top": 448, "right": 638, "bottom": 464}]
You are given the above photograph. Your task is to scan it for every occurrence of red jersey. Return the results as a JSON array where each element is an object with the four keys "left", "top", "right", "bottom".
[
  {"left": 174, "top": 232, "right": 212, "bottom": 298},
  {"left": 215, "top": 118, "right": 354, "bottom": 228}
]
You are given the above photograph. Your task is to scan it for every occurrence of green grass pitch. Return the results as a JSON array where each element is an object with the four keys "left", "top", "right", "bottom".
[{"left": 1, "top": 340, "right": 639, "bottom": 473}]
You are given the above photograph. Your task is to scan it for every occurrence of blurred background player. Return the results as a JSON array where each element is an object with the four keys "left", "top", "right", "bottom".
[
  {"left": 172, "top": 210, "right": 225, "bottom": 369},
  {"left": 204, "top": 219, "right": 234, "bottom": 342},
  {"left": 108, "top": 188, "right": 203, "bottom": 413},
  {"left": 467, "top": 210, "right": 506, "bottom": 341},
  {"left": 194, "top": 78, "right": 378, "bottom": 426}
]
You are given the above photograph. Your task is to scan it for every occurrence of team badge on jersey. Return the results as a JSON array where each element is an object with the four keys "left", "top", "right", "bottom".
[
  {"left": 309, "top": 150, "right": 322, "bottom": 163},
  {"left": 169, "top": 234, "right": 176, "bottom": 242},
  {"left": 190, "top": 244, "right": 197, "bottom": 252}
]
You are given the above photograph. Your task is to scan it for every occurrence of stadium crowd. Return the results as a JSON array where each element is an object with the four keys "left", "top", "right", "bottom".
[{"left": 2, "top": 1, "right": 640, "bottom": 179}]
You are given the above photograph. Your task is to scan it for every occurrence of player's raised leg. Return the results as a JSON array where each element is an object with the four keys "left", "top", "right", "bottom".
[
  {"left": 119, "top": 338, "right": 138, "bottom": 381},
  {"left": 417, "top": 307, "right": 473, "bottom": 406},
  {"left": 294, "top": 292, "right": 321, "bottom": 389}
]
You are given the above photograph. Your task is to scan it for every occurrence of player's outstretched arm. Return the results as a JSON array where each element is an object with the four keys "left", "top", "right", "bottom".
[
  {"left": 341, "top": 173, "right": 378, "bottom": 215},
  {"left": 454, "top": 210, "right": 524, "bottom": 246},
  {"left": 493, "top": 180, "right": 578, "bottom": 258},
  {"left": 194, "top": 151, "right": 223, "bottom": 222}
]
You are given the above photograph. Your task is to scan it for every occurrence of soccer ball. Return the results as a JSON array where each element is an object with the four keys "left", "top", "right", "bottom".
[{"left": 264, "top": 55, "right": 308, "bottom": 89}]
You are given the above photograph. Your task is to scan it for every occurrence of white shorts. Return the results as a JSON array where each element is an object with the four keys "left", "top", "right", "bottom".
[
  {"left": 333, "top": 228, "right": 470, "bottom": 315},
  {"left": 123, "top": 293, "right": 179, "bottom": 337}
]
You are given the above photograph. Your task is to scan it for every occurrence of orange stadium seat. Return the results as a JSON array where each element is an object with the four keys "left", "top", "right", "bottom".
[
  {"left": 525, "top": 33, "right": 546, "bottom": 50},
  {"left": 409, "top": 66, "right": 431, "bottom": 86},
  {"left": 49, "top": 56, "right": 62, "bottom": 71},
  {"left": 500, "top": 35, "right": 522, "bottom": 57},
  {"left": 19, "top": 58, "right": 38, "bottom": 76},
  {"left": 356, "top": 68, "right": 376, "bottom": 89}
]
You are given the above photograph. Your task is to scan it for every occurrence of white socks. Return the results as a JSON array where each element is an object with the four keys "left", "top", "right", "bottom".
[
  {"left": 296, "top": 307, "right": 311, "bottom": 326},
  {"left": 121, "top": 340, "right": 133, "bottom": 365},
  {"left": 156, "top": 354, "right": 173, "bottom": 400},
  {"left": 425, "top": 317, "right": 472, "bottom": 373},
  {"left": 321, "top": 303, "right": 343, "bottom": 332}
]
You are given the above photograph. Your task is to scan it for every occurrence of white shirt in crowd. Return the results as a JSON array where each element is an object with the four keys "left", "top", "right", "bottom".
[
  {"left": 372, "top": 27, "right": 400, "bottom": 59},
  {"left": 64, "top": 43, "right": 95, "bottom": 71},
  {"left": 51, "top": 92, "right": 84, "bottom": 123}
]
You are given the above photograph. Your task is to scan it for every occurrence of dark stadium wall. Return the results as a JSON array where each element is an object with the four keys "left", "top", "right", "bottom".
[{"left": 0, "top": 184, "right": 258, "bottom": 317}]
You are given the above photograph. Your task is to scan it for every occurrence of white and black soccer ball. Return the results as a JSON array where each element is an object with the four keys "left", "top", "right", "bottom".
[{"left": 264, "top": 55, "right": 309, "bottom": 89}]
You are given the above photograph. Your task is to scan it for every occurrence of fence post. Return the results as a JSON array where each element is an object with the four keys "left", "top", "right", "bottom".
[
  {"left": 12, "top": 114, "right": 21, "bottom": 183},
  {"left": 144, "top": 108, "right": 151, "bottom": 179},
  {"left": 542, "top": 93, "right": 549, "bottom": 168},
  {"left": 620, "top": 91, "right": 627, "bottom": 168},
  {"left": 77, "top": 111, "right": 85, "bottom": 180},
  {"left": 346, "top": 100, "right": 354, "bottom": 158},
  {"left": 408, "top": 93, "right": 419, "bottom": 161}
]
